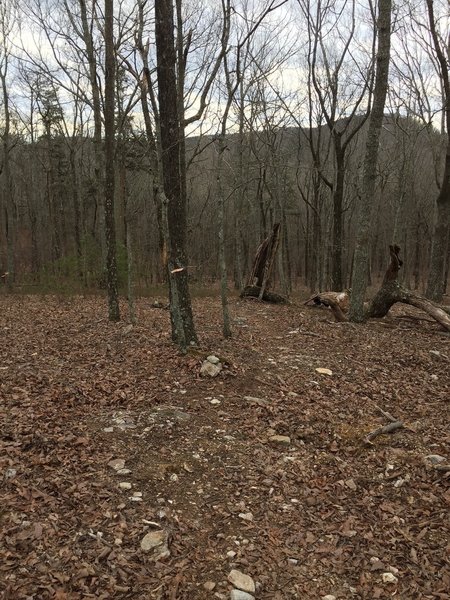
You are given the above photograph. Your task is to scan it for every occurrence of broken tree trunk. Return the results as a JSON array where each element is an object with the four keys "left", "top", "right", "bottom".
[
  {"left": 241, "top": 223, "right": 289, "bottom": 303},
  {"left": 307, "top": 245, "right": 450, "bottom": 331}
]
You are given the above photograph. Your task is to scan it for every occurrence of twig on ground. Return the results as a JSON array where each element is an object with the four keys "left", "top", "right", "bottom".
[{"left": 365, "top": 421, "right": 404, "bottom": 445}]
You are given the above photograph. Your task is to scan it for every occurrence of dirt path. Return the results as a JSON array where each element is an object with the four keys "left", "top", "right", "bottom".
[{"left": 1, "top": 295, "right": 449, "bottom": 599}]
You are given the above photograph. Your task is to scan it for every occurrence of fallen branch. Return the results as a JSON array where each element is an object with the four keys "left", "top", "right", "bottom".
[{"left": 364, "top": 421, "right": 404, "bottom": 445}]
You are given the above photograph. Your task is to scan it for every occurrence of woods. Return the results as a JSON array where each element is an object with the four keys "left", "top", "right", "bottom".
[
  {"left": 1, "top": 3, "right": 449, "bottom": 598},
  {"left": 0, "top": 0, "right": 447, "bottom": 323}
]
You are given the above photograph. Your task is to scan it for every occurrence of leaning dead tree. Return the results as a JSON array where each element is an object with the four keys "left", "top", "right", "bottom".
[
  {"left": 240, "top": 223, "right": 289, "bottom": 303},
  {"left": 308, "top": 245, "right": 450, "bottom": 332}
]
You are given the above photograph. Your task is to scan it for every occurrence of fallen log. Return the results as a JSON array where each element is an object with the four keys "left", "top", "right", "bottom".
[
  {"left": 305, "top": 246, "right": 450, "bottom": 332},
  {"left": 240, "top": 285, "right": 290, "bottom": 304}
]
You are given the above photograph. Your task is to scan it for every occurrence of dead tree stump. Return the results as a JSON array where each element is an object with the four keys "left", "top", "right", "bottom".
[{"left": 241, "top": 223, "right": 290, "bottom": 304}]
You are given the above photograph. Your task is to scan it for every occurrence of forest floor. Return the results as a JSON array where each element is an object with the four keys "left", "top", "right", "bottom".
[{"left": 1, "top": 292, "right": 449, "bottom": 600}]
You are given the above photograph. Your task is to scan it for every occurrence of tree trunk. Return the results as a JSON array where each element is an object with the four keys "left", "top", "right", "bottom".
[
  {"left": 425, "top": 0, "right": 450, "bottom": 302},
  {"left": 349, "top": 0, "right": 392, "bottom": 321},
  {"left": 104, "top": 0, "right": 120, "bottom": 321},
  {"left": 155, "top": 0, "right": 197, "bottom": 349}
]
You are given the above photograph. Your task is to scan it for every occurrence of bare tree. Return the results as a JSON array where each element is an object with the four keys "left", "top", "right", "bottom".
[
  {"left": 349, "top": 0, "right": 392, "bottom": 321},
  {"left": 155, "top": 0, "right": 197, "bottom": 348},
  {"left": 0, "top": 0, "right": 17, "bottom": 288},
  {"left": 104, "top": 0, "right": 120, "bottom": 320},
  {"left": 424, "top": 0, "right": 450, "bottom": 301}
]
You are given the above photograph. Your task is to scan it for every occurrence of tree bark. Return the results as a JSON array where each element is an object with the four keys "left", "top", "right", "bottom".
[
  {"left": 349, "top": 0, "right": 392, "bottom": 321},
  {"left": 104, "top": 0, "right": 120, "bottom": 321},
  {"left": 424, "top": 0, "right": 450, "bottom": 302},
  {"left": 155, "top": 0, "right": 197, "bottom": 348}
]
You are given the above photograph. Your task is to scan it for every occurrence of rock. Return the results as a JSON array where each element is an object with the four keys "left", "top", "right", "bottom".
[
  {"left": 207, "top": 355, "right": 221, "bottom": 364},
  {"left": 152, "top": 406, "right": 191, "bottom": 422},
  {"left": 4, "top": 468, "right": 17, "bottom": 479},
  {"left": 345, "top": 478, "right": 357, "bottom": 491},
  {"left": 315, "top": 367, "right": 333, "bottom": 375},
  {"left": 108, "top": 459, "right": 125, "bottom": 471},
  {"left": 122, "top": 324, "right": 133, "bottom": 335},
  {"left": 244, "top": 396, "right": 269, "bottom": 407},
  {"left": 103, "top": 427, "right": 114, "bottom": 433},
  {"left": 117, "top": 468, "right": 132, "bottom": 475},
  {"left": 228, "top": 570, "right": 255, "bottom": 594},
  {"left": 430, "top": 374, "right": 438, "bottom": 381},
  {"left": 119, "top": 482, "right": 132, "bottom": 490},
  {"left": 322, "top": 596, "right": 336, "bottom": 600},
  {"left": 424, "top": 454, "right": 446, "bottom": 465},
  {"left": 287, "top": 558, "right": 298, "bottom": 565},
  {"left": 227, "top": 550, "right": 237, "bottom": 558},
  {"left": 238, "top": 512, "right": 253, "bottom": 522},
  {"left": 382, "top": 572, "right": 398, "bottom": 584},
  {"left": 269, "top": 435, "right": 291, "bottom": 446},
  {"left": 203, "top": 581, "right": 216, "bottom": 591},
  {"left": 230, "top": 591, "right": 255, "bottom": 600},
  {"left": 140, "top": 530, "right": 170, "bottom": 559},
  {"left": 429, "top": 350, "right": 441, "bottom": 357},
  {"left": 201, "top": 360, "right": 222, "bottom": 378},
  {"left": 210, "top": 399, "right": 221, "bottom": 405}
]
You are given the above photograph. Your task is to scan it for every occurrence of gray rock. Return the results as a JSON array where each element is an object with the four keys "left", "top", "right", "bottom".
[
  {"left": 140, "top": 529, "right": 170, "bottom": 560},
  {"left": 425, "top": 454, "right": 446, "bottom": 465},
  {"left": 108, "top": 459, "right": 125, "bottom": 471},
  {"left": 244, "top": 396, "right": 269, "bottom": 406},
  {"left": 228, "top": 570, "right": 255, "bottom": 593},
  {"left": 269, "top": 435, "right": 291, "bottom": 446},
  {"left": 207, "top": 355, "right": 221, "bottom": 364},
  {"left": 230, "top": 591, "right": 255, "bottom": 600},
  {"left": 201, "top": 360, "right": 222, "bottom": 377}
]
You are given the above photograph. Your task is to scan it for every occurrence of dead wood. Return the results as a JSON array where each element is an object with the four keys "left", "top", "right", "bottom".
[
  {"left": 243, "top": 223, "right": 286, "bottom": 302},
  {"left": 364, "top": 421, "right": 404, "bottom": 445},
  {"left": 240, "top": 285, "right": 290, "bottom": 304},
  {"left": 307, "top": 246, "right": 450, "bottom": 332}
]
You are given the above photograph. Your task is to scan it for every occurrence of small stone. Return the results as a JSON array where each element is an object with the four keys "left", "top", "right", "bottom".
[
  {"left": 382, "top": 572, "right": 398, "bottom": 584},
  {"left": 228, "top": 570, "right": 255, "bottom": 594},
  {"left": 269, "top": 435, "right": 291, "bottom": 446},
  {"left": 287, "top": 558, "right": 298, "bottom": 565},
  {"left": 117, "top": 468, "right": 132, "bottom": 475},
  {"left": 425, "top": 454, "right": 446, "bottom": 465},
  {"left": 315, "top": 367, "right": 333, "bottom": 376},
  {"left": 103, "top": 427, "right": 114, "bottom": 433},
  {"left": 244, "top": 396, "right": 269, "bottom": 406},
  {"left": 238, "top": 512, "right": 253, "bottom": 522},
  {"left": 133, "top": 491, "right": 143, "bottom": 497},
  {"left": 227, "top": 550, "right": 237, "bottom": 558},
  {"left": 345, "top": 478, "right": 357, "bottom": 491},
  {"left": 322, "top": 596, "right": 336, "bottom": 600},
  {"left": 108, "top": 459, "right": 125, "bottom": 471},
  {"left": 210, "top": 399, "right": 221, "bottom": 405},
  {"left": 169, "top": 473, "right": 179, "bottom": 482},
  {"left": 129, "top": 496, "right": 143, "bottom": 502},
  {"left": 203, "top": 581, "right": 216, "bottom": 591},
  {"left": 201, "top": 360, "right": 222, "bottom": 378},
  {"left": 207, "top": 355, "right": 221, "bottom": 364},
  {"left": 230, "top": 591, "right": 255, "bottom": 600},
  {"left": 430, "top": 374, "right": 438, "bottom": 381},
  {"left": 140, "top": 530, "right": 170, "bottom": 559},
  {"left": 429, "top": 350, "right": 440, "bottom": 357},
  {"left": 388, "top": 565, "right": 399, "bottom": 575},
  {"left": 119, "top": 482, "right": 132, "bottom": 490},
  {"left": 4, "top": 468, "right": 17, "bottom": 479}
]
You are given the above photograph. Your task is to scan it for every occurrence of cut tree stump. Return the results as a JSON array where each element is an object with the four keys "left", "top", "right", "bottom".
[{"left": 241, "top": 223, "right": 289, "bottom": 303}]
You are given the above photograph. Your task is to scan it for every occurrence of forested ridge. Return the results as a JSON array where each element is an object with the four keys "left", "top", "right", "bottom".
[
  {"left": 0, "top": 116, "right": 444, "bottom": 292},
  {"left": 0, "top": 0, "right": 448, "bottom": 308}
]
